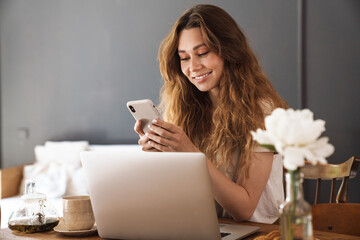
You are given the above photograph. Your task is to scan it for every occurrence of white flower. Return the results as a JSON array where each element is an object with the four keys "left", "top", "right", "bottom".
[{"left": 251, "top": 108, "right": 334, "bottom": 170}]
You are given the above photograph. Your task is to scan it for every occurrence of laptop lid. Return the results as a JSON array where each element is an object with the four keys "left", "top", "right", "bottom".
[{"left": 81, "top": 151, "right": 259, "bottom": 240}]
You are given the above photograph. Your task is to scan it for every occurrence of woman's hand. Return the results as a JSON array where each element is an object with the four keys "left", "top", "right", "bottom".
[
  {"left": 134, "top": 120, "right": 159, "bottom": 152},
  {"left": 145, "top": 118, "right": 200, "bottom": 152}
]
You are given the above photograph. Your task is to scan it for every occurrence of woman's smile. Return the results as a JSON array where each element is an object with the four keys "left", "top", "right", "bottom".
[{"left": 193, "top": 71, "right": 212, "bottom": 83}]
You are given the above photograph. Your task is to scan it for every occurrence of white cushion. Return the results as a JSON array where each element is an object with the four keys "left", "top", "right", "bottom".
[{"left": 19, "top": 141, "right": 89, "bottom": 198}]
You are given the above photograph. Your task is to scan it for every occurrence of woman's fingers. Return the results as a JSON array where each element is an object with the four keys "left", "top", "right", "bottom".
[
  {"left": 135, "top": 120, "right": 161, "bottom": 152},
  {"left": 148, "top": 140, "right": 172, "bottom": 152},
  {"left": 134, "top": 120, "right": 145, "bottom": 136},
  {"left": 143, "top": 118, "right": 200, "bottom": 152},
  {"left": 152, "top": 118, "right": 178, "bottom": 133},
  {"left": 139, "top": 136, "right": 160, "bottom": 152},
  {"left": 138, "top": 134, "right": 150, "bottom": 145},
  {"left": 145, "top": 132, "right": 173, "bottom": 148},
  {"left": 142, "top": 145, "right": 160, "bottom": 152},
  {"left": 148, "top": 119, "right": 180, "bottom": 141}
]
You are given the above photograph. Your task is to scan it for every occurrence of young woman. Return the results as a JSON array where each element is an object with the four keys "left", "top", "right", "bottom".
[{"left": 135, "top": 4, "right": 287, "bottom": 223}]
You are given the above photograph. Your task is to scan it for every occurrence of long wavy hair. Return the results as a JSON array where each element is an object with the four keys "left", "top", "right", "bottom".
[{"left": 158, "top": 4, "right": 287, "bottom": 179}]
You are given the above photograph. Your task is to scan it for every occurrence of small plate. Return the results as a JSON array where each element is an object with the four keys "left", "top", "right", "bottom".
[{"left": 54, "top": 223, "right": 97, "bottom": 237}]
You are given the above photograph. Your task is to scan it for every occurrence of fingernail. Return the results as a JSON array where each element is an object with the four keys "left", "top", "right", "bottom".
[
  {"left": 145, "top": 132, "right": 149, "bottom": 136},
  {"left": 152, "top": 119, "right": 157, "bottom": 123},
  {"left": 148, "top": 124, "right": 152, "bottom": 130}
]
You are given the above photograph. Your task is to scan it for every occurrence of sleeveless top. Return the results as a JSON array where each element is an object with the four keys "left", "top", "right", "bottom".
[{"left": 215, "top": 146, "right": 284, "bottom": 224}]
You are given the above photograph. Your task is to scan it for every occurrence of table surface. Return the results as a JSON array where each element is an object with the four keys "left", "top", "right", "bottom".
[{"left": 1, "top": 218, "right": 359, "bottom": 240}]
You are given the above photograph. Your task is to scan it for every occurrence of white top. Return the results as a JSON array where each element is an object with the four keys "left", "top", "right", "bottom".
[{"left": 215, "top": 146, "right": 284, "bottom": 224}]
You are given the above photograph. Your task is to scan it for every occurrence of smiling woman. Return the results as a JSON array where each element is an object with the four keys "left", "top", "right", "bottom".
[{"left": 134, "top": 4, "right": 288, "bottom": 224}]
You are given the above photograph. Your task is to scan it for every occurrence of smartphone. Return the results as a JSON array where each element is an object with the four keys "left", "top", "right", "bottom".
[{"left": 126, "top": 99, "right": 162, "bottom": 133}]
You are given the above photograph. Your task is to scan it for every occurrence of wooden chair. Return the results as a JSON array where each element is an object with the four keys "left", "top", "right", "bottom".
[
  {"left": 301, "top": 156, "right": 360, "bottom": 236},
  {"left": 0, "top": 164, "right": 25, "bottom": 199},
  {"left": 0, "top": 164, "right": 25, "bottom": 224},
  {"left": 301, "top": 156, "right": 360, "bottom": 204}
]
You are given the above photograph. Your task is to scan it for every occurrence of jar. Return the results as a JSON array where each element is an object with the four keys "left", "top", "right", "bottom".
[{"left": 8, "top": 179, "right": 59, "bottom": 233}]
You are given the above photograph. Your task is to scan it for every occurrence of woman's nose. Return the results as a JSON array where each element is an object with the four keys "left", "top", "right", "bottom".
[{"left": 189, "top": 57, "right": 201, "bottom": 72}]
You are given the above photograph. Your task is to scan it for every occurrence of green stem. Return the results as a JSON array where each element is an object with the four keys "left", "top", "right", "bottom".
[{"left": 287, "top": 168, "right": 300, "bottom": 240}]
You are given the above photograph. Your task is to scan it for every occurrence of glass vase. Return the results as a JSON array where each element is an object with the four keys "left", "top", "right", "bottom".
[{"left": 280, "top": 168, "right": 314, "bottom": 240}]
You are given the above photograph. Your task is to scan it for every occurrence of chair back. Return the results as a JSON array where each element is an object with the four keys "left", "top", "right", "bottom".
[{"left": 301, "top": 156, "right": 360, "bottom": 203}]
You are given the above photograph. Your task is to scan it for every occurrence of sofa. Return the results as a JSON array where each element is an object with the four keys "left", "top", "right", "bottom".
[{"left": 0, "top": 142, "right": 141, "bottom": 228}]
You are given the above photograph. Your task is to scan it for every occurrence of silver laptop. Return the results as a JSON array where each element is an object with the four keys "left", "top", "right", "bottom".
[{"left": 80, "top": 150, "right": 259, "bottom": 240}]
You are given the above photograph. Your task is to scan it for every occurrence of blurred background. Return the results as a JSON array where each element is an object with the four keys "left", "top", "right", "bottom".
[{"left": 1, "top": 0, "right": 359, "bottom": 203}]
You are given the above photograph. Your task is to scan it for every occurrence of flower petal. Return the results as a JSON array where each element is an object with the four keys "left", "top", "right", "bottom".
[
  {"left": 264, "top": 108, "right": 327, "bottom": 146},
  {"left": 308, "top": 137, "right": 335, "bottom": 158},
  {"left": 251, "top": 129, "right": 273, "bottom": 145},
  {"left": 283, "top": 147, "right": 306, "bottom": 170},
  {"left": 303, "top": 137, "right": 334, "bottom": 165}
]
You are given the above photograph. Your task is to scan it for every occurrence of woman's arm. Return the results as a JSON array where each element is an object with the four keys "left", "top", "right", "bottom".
[
  {"left": 207, "top": 152, "right": 273, "bottom": 221},
  {"left": 143, "top": 118, "right": 274, "bottom": 221}
]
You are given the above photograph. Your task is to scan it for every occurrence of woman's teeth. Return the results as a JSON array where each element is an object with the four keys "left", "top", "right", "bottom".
[{"left": 195, "top": 72, "right": 211, "bottom": 80}]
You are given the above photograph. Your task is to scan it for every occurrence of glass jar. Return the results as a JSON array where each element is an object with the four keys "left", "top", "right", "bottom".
[
  {"left": 8, "top": 179, "right": 59, "bottom": 233},
  {"left": 280, "top": 169, "right": 314, "bottom": 240}
]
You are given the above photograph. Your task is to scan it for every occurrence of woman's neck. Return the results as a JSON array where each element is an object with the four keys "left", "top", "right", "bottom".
[{"left": 209, "top": 88, "right": 219, "bottom": 108}]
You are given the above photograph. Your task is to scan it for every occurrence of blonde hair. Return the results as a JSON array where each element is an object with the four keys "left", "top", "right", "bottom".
[{"left": 158, "top": 4, "right": 287, "bottom": 179}]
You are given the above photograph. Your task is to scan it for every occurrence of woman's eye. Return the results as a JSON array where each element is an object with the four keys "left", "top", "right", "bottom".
[
  {"left": 180, "top": 57, "right": 190, "bottom": 61},
  {"left": 199, "top": 51, "right": 209, "bottom": 57}
]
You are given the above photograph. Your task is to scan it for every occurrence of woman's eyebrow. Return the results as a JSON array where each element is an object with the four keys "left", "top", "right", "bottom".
[{"left": 178, "top": 43, "right": 206, "bottom": 53}]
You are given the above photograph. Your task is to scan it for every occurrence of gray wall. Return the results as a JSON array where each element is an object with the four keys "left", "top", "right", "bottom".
[
  {"left": 303, "top": 0, "right": 360, "bottom": 204},
  {"left": 0, "top": 0, "right": 359, "bottom": 202},
  {"left": 0, "top": 0, "right": 299, "bottom": 167}
]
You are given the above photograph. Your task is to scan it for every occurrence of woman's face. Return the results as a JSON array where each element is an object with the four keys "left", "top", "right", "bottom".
[{"left": 178, "top": 28, "right": 224, "bottom": 96}]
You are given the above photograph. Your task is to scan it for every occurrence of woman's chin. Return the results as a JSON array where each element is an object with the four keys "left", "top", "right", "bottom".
[{"left": 195, "top": 86, "right": 209, "bottom": 92}]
